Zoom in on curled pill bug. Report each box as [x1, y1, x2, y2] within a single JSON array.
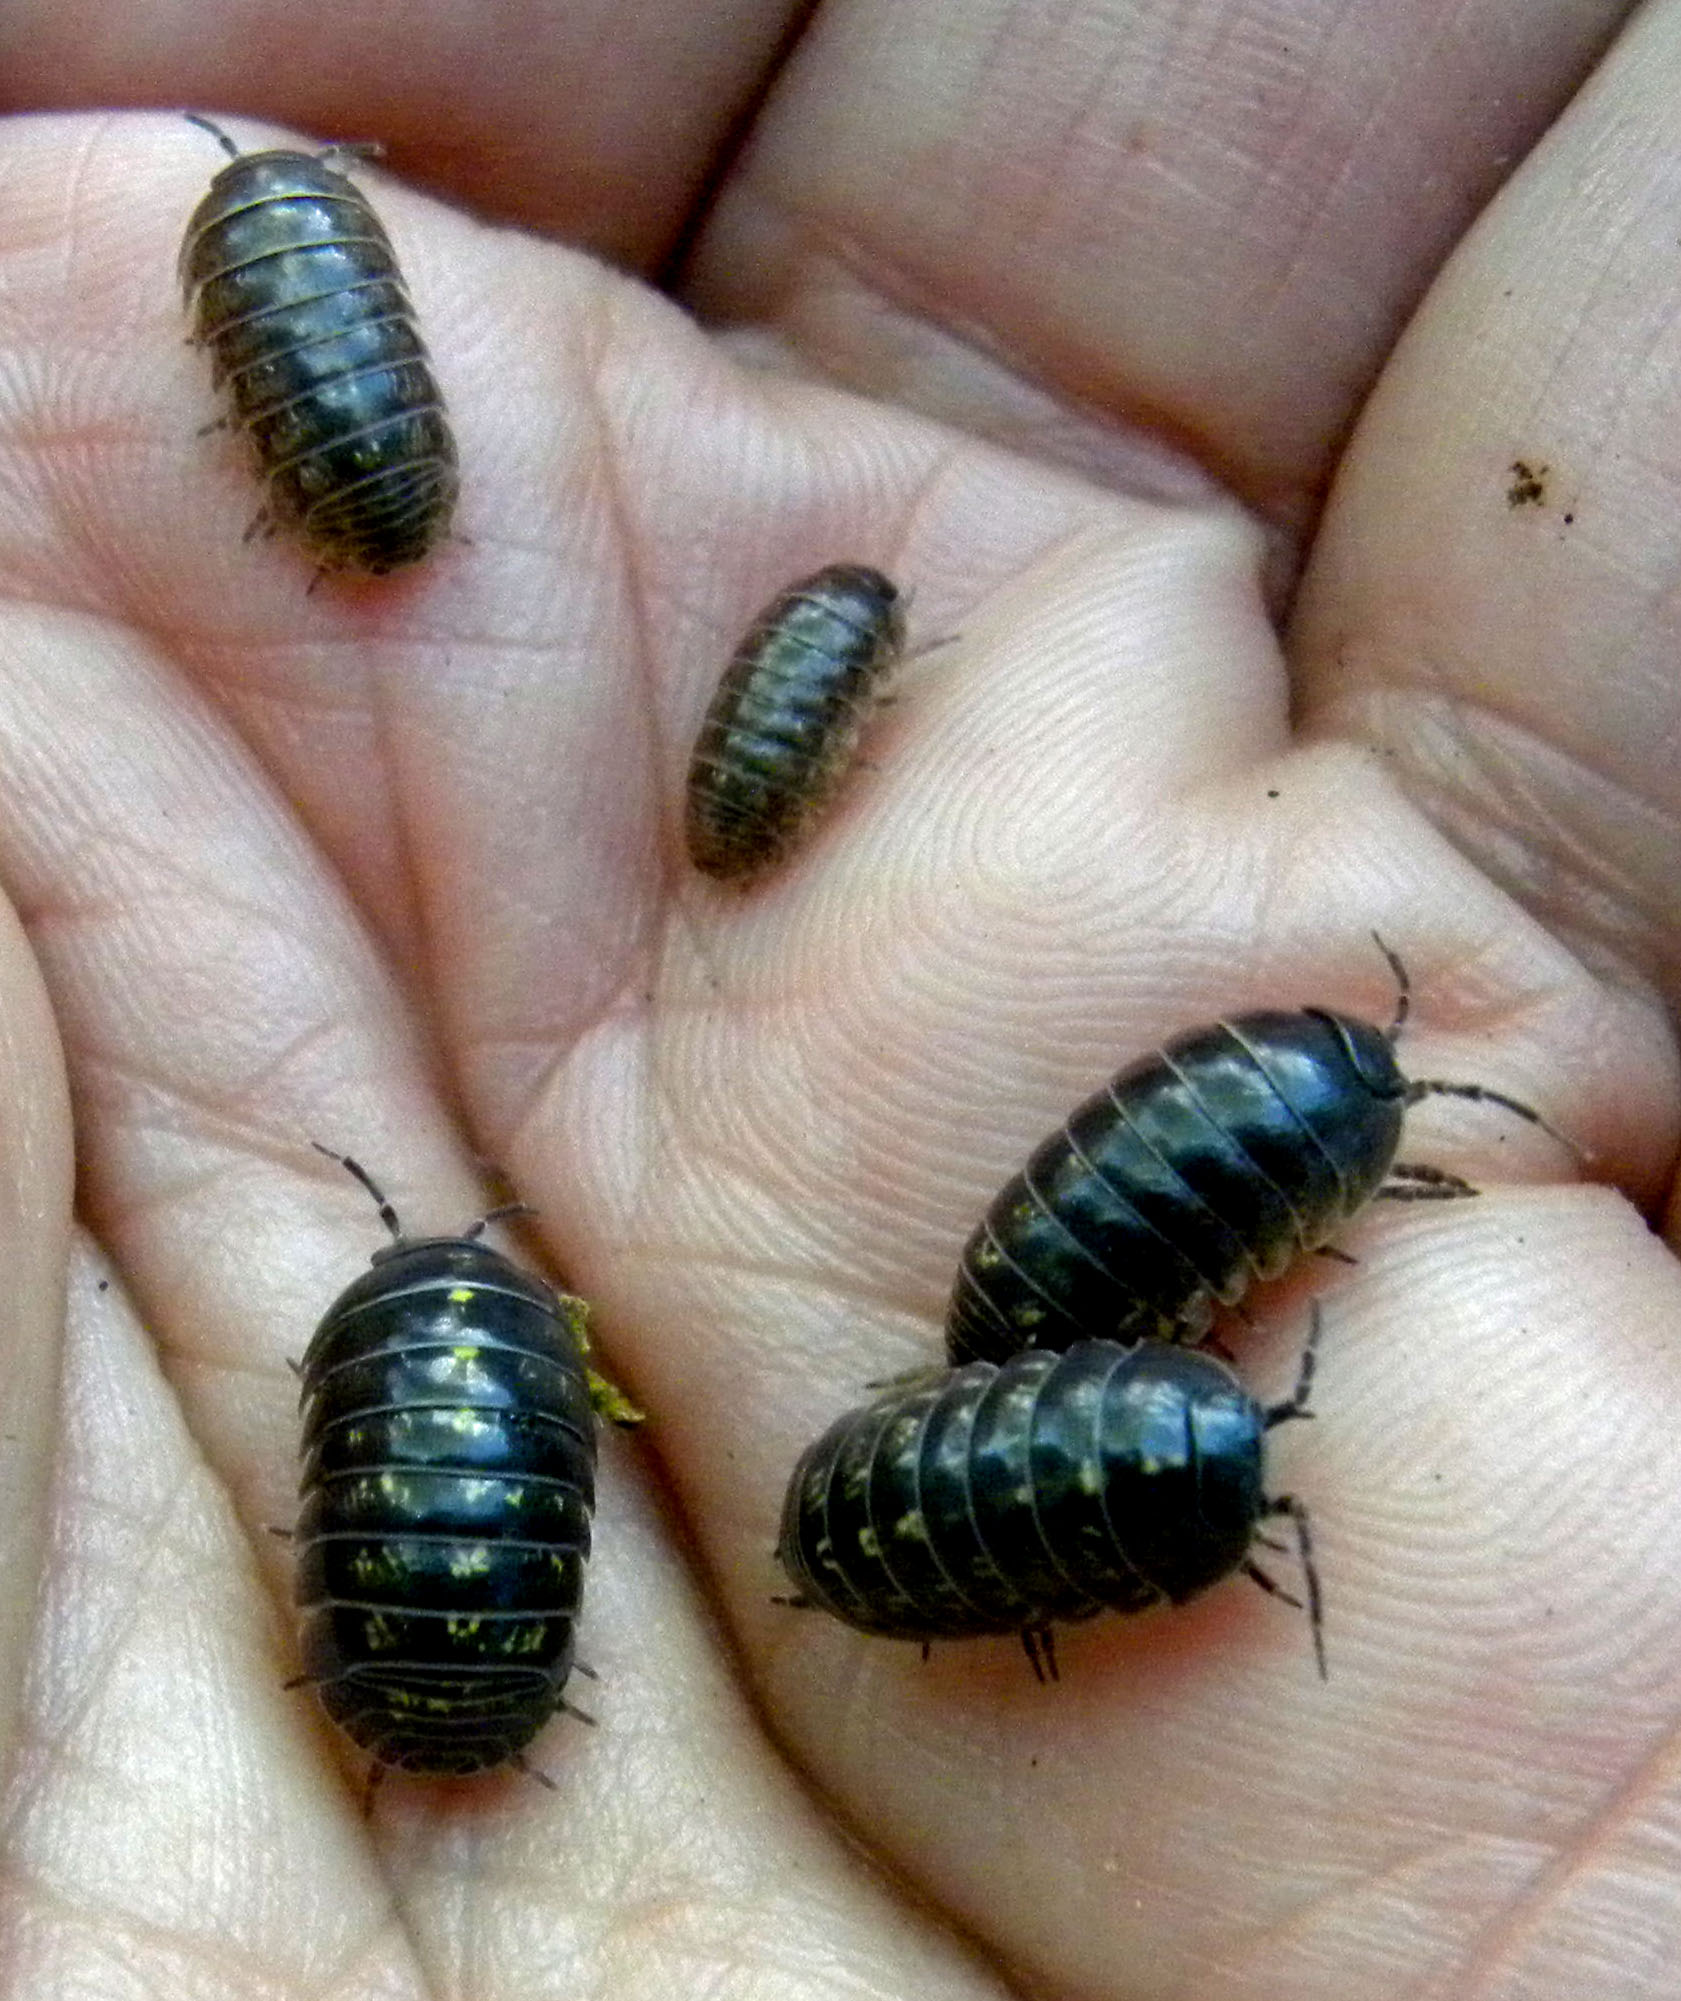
[[778, 1313, 1325, 1680], [290, 1149, 638, 1783], [179, 114, 458, 576], [685, 562, 906, 882], [947, 935, 1577, 1366]]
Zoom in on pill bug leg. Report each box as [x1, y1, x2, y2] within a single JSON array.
[[1252, 1309, 1327, 1678], [1378, 1161, 1479, 1201], [1019, 1624, 1059, 1684]]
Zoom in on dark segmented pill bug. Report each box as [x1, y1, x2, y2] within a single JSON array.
[[778, 1318, 1324, 1679], [947, 937, 1573, 1365], [180, 115, 457, 575], [293, 1152, 603, 1778], [685, 562, 906, 881]]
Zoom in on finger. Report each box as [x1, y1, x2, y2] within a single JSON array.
[[753, 1191, 1681, 2001], [687, 0, 1638, 556], [5, 1238, 424, 1996], [4, 110, 649, 965], [0, 891, 70, 1783], [1293, 1, 1681, 1024], [0, 634, 1015, 2000], [0, 0, 808, 264]]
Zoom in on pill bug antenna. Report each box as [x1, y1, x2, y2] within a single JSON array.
[[1404, 1073, 1586, 1163], [183, 111, 241, 158], [464, 1202, 539, 1241], [312, 1142, 404, 1242], [1371, 930, 1410, 1040], [1371, 932, 1586, 1163]]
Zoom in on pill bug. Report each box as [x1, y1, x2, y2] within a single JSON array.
[[685, 562, 906, 881], [948, 937, 1573, 1365], [777, 1317, 1324, 1679], [179, 114, 457, 575], [293, 1152, 603, 1778]]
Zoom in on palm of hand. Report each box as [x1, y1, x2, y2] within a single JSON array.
[[1, 15, 1680, 1996]]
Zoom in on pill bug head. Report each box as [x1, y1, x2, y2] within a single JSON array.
[[1228, 1006, 1411, 1225], [296, 1232, 568, 1392], [179, 150, 374, 288]]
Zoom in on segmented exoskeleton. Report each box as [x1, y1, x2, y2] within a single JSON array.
[[686, 563, 905, 880], [295, 1153, 613, 1777], [778, 1320, 1324, 1679], [947, 939, 1570, 1364], [180, 115, 457, 574]]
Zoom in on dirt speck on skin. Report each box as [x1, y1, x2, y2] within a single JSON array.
[[1507, 460, 1548, 507]]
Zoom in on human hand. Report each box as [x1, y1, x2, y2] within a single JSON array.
[[0, 6, 1678, 1998]]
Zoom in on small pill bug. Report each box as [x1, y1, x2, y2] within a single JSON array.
[[685, 562, 906, 882], [948, 937, 1574, 1366], [292, 1151, 629, 1779], [778, 1315, 1324, 1679], [179, 114, 458, 576]]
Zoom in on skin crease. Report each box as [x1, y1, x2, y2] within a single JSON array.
[[1, 4, 1681, 1999]]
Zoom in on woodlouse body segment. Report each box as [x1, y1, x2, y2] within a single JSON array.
[[180, 116, 457, 575], [946, 942, 1566, 1365], [296, 1162, 597, 1777], [685, 562, 905, 881], [948, 1009, 1407, 1363], [777, 1334, 1322, 1672]]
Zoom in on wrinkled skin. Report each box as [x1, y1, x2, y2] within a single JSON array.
[[0, 5, 1679, 1998]]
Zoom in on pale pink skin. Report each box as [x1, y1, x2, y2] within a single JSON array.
[[0, 4, 1676, 1995]]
